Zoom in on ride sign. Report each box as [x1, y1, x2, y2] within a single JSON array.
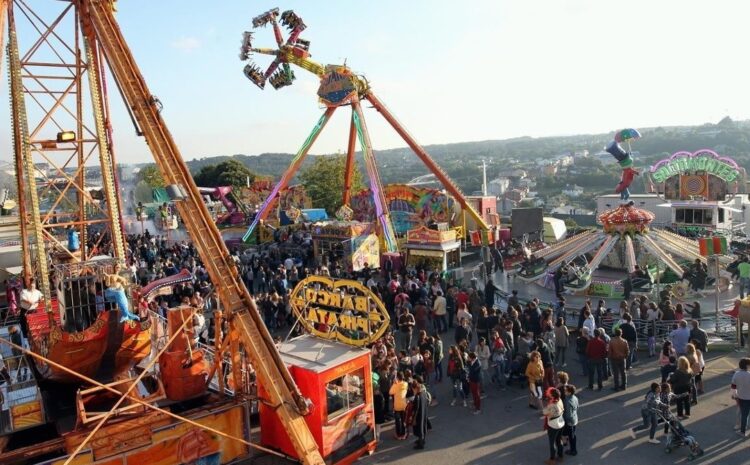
[[289, 276, 390, 346], [650, 149, 742, 184]]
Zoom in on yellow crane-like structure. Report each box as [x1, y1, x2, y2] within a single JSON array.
[[2, 1, 325, 464]]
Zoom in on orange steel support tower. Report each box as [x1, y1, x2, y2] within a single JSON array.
[[3, 1, 325, 465]]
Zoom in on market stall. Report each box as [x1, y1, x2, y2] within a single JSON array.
[[404, 226, 461, 272], [260, 276, 389, 465], [312, 221, 379, 272]]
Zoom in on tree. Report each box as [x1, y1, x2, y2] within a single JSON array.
[[298, 155, 365, 215], [138, 164, 164, 188], [193, 159, 257, 190]]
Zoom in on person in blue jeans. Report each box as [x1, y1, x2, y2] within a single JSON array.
[[562, 385, 579, 455], [630, 382, 662, 444]]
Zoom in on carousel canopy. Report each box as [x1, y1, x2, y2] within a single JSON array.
[[598, 201, 655, 234]]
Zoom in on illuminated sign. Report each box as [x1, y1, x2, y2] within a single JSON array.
[[650, 149, 741, 184], [318, 65, 359, 107], [406, 226, 457, 244], [290, 276, 390, 346]]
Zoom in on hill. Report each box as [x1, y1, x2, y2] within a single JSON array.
[[184, 118, 750, 194]]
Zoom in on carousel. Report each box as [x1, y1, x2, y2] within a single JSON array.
[[517, 201, 733, 297]]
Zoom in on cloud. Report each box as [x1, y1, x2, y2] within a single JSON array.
[[170, 36, 201, 53]]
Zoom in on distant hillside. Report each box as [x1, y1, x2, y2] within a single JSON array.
[[185, 117, 750, 193]]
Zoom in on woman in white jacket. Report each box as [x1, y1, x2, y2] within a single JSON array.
[[475, 337, 491, 394]]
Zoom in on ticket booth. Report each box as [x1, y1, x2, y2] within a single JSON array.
[[404, 226, 461, 272], [260, 276, 390, 465], [312, 221, 379, 272], [260, 335, 376, 465]]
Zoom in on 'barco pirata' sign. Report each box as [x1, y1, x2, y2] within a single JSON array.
[[289, 276, 390, 346]]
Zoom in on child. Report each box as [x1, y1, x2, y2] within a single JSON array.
[[630, 382, 662, 444]]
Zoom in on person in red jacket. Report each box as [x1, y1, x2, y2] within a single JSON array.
[[586, 328, 608, 391]]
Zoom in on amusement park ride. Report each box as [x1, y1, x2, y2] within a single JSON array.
[[239, 7, 491, 250], [0, 1, 331, 465], [517, 138, 741, 299]]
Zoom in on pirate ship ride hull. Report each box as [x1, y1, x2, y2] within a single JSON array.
[[25, 309, 109, 383], [25, 309, 152, 383]]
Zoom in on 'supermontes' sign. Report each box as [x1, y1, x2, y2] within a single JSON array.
[[650, 149, 741, 183], [289, 276, 390, 346]]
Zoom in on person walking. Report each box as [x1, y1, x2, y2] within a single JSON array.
[[630, 382, 662, 444], [562, 385, 579, 456], [542, 388, 565, 465], [731, 357, 750, 438], [608, 328, 629, 391]]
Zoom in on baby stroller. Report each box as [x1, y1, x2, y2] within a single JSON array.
[[654, 408, 704, 460]]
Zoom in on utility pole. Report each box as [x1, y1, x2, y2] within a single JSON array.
[[482, 160, 488, 196]]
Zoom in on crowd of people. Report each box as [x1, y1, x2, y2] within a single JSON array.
[[7, 222, 750, 461]]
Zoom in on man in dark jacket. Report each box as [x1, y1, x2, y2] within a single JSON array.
[[619, 313, 638, 369], [690, 319, 708, 353], [533, 337, 555, 388], [411, 380, 430, 449], [586, 329, 608, 390]]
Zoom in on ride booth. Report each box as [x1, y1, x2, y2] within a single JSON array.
[[311, 221, 380, 272], [404, 226, 461, 272], [260, 276, 390, 465]]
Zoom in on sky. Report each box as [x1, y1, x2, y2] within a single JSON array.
[[2, 0, 750, 165]]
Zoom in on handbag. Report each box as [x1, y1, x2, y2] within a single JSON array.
[[548, 415, 565, 430]]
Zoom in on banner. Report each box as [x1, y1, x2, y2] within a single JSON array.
[[698, 236, 727, 256]]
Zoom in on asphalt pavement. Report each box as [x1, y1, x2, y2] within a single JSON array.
[[360, 350, 750, 465]]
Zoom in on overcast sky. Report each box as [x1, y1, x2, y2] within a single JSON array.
[[1, 0, 749, 165]]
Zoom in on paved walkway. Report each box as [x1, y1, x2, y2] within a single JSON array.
[[360, 350, 750, 465]]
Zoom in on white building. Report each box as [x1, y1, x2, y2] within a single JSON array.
[[488, 177, 510, 196], [550, 205, 594, 215], [562, 184, 584, 198]]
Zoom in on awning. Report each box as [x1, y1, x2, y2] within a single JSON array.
[[405, 241, 460, 252], [408, 249, 445, 258]]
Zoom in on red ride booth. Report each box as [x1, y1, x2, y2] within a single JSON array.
[[260, 276, 389, 465]]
